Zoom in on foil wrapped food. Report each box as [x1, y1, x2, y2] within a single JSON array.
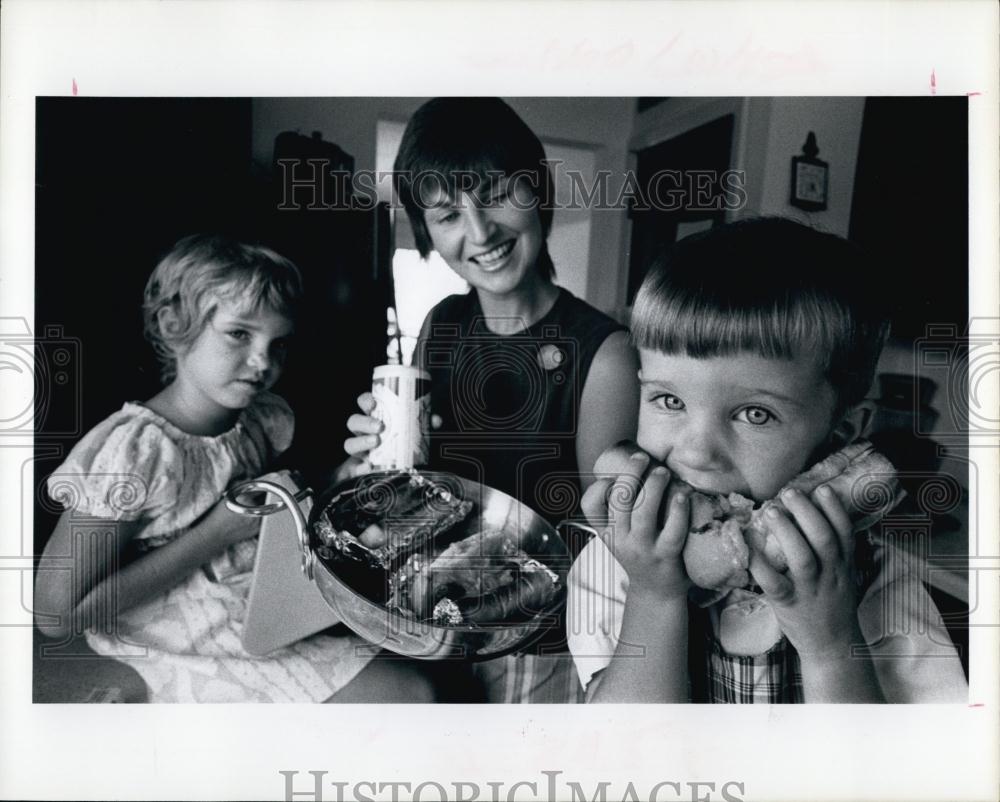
[[314, 470, 474, 570], [387, 529, 560, 626], [313, 471, 561, 627]]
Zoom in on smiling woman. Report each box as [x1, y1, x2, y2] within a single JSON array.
[[348, 98, 640, 524], [419, 174, 546, 311], [342, 98, 641, 703]]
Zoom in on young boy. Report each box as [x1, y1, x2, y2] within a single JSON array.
[[567, 218, 968, 703]]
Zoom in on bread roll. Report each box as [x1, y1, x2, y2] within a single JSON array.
[[591, 440, 902, 591]]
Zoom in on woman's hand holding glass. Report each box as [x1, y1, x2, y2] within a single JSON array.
[[343, 392, 381, 470], [342, 392, 442, 479]]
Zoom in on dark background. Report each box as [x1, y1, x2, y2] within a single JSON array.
[[34, 98, 393, 553], [849, 96, 968, 339]]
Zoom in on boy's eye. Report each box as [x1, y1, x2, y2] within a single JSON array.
[[738, 406, 774, 426], [652, 393, 685, 411], [227, 329, 250, 342], [435, 210, 459, 224]]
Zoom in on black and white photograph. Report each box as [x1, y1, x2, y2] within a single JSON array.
[[2, 2, 997, 801]]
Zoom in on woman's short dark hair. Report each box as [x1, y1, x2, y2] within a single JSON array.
[[393, 97, 556, 279], [630, 217, 890, 411]]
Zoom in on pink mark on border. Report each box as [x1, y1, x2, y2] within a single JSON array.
[[967, 91, 982, 97], [969, 703, 985, 708], [930, 69, 936, 95], [72, 78, 78, 96]]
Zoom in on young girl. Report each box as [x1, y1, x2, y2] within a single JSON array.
[[35, 234, 433, 703]]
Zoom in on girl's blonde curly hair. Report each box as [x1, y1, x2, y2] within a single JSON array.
[[142, 234, 303, 383]]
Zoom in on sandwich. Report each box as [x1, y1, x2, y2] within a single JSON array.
[[592, 440, 903, 591]]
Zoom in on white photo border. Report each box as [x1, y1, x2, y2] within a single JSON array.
[[1, 2, 997, 801]]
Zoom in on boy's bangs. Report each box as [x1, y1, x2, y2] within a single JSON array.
[[632, 288, 844, 368], [629, 218, 889, 408]]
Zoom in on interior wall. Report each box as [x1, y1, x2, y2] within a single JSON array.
[[251, 97, 635, 315], [619, 96, 866, 314], [748, 96, 866, 237], [542, 141, 596, 302], [633, 97, 864, 229], [252, 97, 867, 317]]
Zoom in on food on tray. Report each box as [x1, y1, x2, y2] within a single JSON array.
[[388, 529, 560, 625], [592, 440, 903, 591], [312, 470, 562, 628], [314, 470, 473, 569]]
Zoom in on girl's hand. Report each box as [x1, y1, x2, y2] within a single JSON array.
[[198, 496, 261, 549], [582, 453, 691, 602], [749, 485, 861, 658]]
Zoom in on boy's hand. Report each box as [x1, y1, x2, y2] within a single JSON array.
[[581, 452, 691, 602], [749, 485, 862, 658]]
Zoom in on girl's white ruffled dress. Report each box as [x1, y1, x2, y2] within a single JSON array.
[[46, 391, 373, 702]]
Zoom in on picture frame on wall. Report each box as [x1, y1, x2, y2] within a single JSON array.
[[790, 131, 829, 211]]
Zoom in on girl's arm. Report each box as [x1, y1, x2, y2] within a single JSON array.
[[576, 331, 640, 489], [35, 511, 142, 640], [35, 499, 258, 640]]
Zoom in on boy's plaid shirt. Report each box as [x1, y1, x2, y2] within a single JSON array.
[[700, 627, 804, 703], [685, 535, 879, 704], [567, 529, 967, 703]]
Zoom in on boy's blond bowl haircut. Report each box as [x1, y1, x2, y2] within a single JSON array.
[[631, 217, 890, 416]]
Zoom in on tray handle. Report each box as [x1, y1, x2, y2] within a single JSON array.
[[224, 480, 316, 579]]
